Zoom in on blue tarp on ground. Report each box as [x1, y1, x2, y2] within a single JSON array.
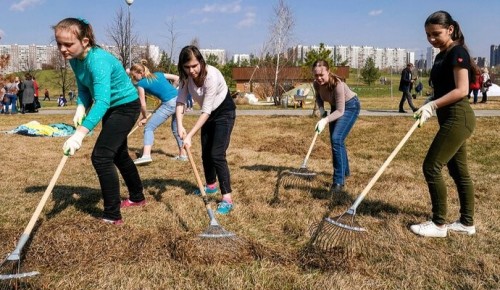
[[6, 121, 76, 137]]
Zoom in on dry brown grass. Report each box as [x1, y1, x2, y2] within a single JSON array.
[[0, 111, 499, 290]]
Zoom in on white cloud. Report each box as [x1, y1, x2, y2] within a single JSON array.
[[10, 0, 43, 12], [237, 11, 256, 28], [193, 0, 242, 14], [369, 9, 383, 16]]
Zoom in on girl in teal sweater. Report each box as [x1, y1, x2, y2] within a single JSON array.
[[54, 17, 145, 225]]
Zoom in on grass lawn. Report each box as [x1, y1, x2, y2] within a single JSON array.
[[0, 111, 498, 289]]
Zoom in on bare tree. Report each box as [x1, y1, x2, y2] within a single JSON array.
[[164, 17, 179, 73], [49, 51, 75, 98], [107, 7, 138, 68], [266, 0, 295, 105], [190, 37, 200, 48]]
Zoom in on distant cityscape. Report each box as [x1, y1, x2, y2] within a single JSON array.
[[0, 42, 496, 75]]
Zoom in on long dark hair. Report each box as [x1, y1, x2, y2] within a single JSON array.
[[425, 11, 475, 82], [177, 45, 207, 87], [52, 17, 97, 48]]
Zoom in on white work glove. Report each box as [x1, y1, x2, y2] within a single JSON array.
[[63, 131, 86, 156], [73, 105, 86, 128], [315, 118, 328, 134], [413, 101, 437, 127]]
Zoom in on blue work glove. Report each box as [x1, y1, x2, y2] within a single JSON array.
[[63, 131, 86, 156], [315, 118, 328, 134], [413, 101, 437, 127]]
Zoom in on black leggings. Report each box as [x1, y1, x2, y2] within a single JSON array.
[[91, 100, 143, 220], [201, 91, 236, 195]]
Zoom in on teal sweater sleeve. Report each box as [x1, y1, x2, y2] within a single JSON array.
[[70, 47, 138, 131]]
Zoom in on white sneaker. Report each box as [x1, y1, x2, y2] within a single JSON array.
[[172, 155, 188, 162], [134, 156, 152, 165], [410, 221, 447, 238], [447, 221, 476, 235]]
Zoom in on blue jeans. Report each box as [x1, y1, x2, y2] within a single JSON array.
[[144, 98, 182, 148], [329, 96, 360, 185], [2, 94, 17, 113]]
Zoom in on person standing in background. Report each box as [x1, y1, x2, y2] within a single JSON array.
[[21, 73, 35, 114], [44, 88, 51, 101], [480, 67, 490, 103], [33, 76, 40, 111], [398, 63, 419, 113]]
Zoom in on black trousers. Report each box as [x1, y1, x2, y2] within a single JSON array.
[[91, 99, 143, 220], [200, 92, 236, 195]]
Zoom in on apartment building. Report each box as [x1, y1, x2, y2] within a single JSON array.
[[0, 43, 160, 74]]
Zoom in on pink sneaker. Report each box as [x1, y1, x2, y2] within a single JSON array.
[[120, 199, 146, 208], [102, 218, 124, 225]]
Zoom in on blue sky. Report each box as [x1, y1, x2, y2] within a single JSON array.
[[1, 0, 499, 61]]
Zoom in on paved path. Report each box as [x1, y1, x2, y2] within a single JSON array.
[[38, 108, 500, 117]]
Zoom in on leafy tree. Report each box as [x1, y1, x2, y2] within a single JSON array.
[[303, 43, 333, 68], [205, 54, 219, 67], [335, 54, 349, 66], [360, 57, 380, 86], [158, 51, 177, 74], [219, 62, 236, 90]]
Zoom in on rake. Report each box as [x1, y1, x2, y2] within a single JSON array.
[[127, 102, 162, 137], [309, 120, 419, 256], [279, 131, 319, 189], [185, 148, 237, 240], [0, 155, 68, 282]]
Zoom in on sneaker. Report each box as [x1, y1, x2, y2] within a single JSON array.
[[193, 185, 218, 196], [410, 221, 447, 238], [134, 156, 152, 165], [172, 155, 188, 162], [102, 218, 124, 225], [447, 221, 476, 235], [216, 200, 233, 215], [120, 198, 146, 208]]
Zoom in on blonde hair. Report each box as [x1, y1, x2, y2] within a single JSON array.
[[130, 59, 156, 81]]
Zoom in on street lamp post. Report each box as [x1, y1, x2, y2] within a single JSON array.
[[125, 0, 134, 69]]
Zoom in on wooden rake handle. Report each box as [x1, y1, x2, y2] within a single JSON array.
[[10, 155, 68, 257], [300, 131, 319, 168], [127, 102, 162, 137], [350, 120, 419, 210]]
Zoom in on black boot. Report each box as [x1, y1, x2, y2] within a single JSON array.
[[329, 183, 344, 194]]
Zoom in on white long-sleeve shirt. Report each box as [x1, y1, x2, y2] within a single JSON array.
[[177, 65, 228, 114]]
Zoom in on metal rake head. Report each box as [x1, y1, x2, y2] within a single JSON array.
[[199, 224, 237, 239], [279, 170, 315, 189], [0, 258, 39, 290], [308, 212, 367, 259]]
